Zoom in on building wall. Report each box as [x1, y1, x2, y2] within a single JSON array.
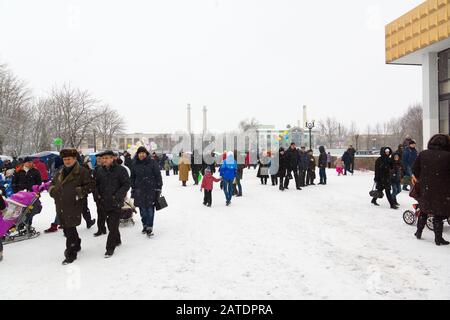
[[386, 0, 450, 63]]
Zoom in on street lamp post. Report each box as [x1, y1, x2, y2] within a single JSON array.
[[305, 121, 315, 150]]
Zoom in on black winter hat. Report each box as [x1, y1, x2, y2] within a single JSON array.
[[23, 157, 34, 163], [136, 146, 150, 155]]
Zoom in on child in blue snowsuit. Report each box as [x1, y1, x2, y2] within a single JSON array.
[[219, 151, 237, 206]]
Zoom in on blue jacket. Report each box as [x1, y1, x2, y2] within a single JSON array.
[[402, 147, 418, 168], [220, 154, 237, 181]]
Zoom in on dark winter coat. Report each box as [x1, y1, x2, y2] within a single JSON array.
[[412, 134, 450, 217], [298, 151, 309, 170], [374, 147, 393, 189], [124, 155, 133, 169], [49, 163, 95, 228], [342, 151, 351, 165], [277, 149, 288, 178], [308, 154, 316, 171], [191, 152, 203, 174], [390, 156, 403, 184], [95, 162, 131, 212], [130, 156, 163, 208], [285, 147, 299, 171], [402, 147, 418, 170], [12, 167, 42, 193], [236, 164, 245, 180], [348, 147, 356, 159], [318, 146, 327, 168]]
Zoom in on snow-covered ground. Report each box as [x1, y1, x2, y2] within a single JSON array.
[[1, 169, 449, 300]]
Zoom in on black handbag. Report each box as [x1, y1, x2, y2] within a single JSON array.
[[369, 183, 384, 199], [155, 195, 168, 211]]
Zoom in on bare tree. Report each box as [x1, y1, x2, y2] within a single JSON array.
[[348, 121, 360, 150], [401, 103, 423, 150], [238, 118, 259, 132], [49, 84, 99, 148], [365, 125, 372, 150], [94, 105, 126, 149], [0, 64, 32, 154], [318, 117, 338, 149]]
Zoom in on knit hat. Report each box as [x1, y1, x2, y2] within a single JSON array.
[[23, 157, 34, 163], [409, 140, 416, 145], [205, 167, 211, 173], [136, 146, 149, 155], [60, 149, 78, 159]]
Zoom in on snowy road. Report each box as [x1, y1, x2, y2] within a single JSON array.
[[1, 169, 449, 300]]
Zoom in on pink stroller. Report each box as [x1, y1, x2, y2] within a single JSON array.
[[0, 190, 42, 245]]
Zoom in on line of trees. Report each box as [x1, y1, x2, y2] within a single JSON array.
[[316, 104, 423, 151], [0, 64, 126, 156]]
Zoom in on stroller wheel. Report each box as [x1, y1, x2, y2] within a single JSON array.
[[403, 211, 416, 225], [426, 217, 434, 231]]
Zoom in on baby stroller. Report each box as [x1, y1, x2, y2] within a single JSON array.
[[120, 198, 137, 228], [0, 190, 42, 245], [403, 203, 450, 231]]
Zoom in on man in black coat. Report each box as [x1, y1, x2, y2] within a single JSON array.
[[348, 145, 357, 173], [95, 150, 131, 258], [12, 157, 43, 228], [12, 157, 42, 193], [284, 143, 301, 190], [372, 147, 397, 209], [342, 150, 352, 175], [130, 146, 163, 236], [277, 148, 288, 191], [298, 146, 309, 187]]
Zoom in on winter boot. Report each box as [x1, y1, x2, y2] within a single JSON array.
[[434, 219, 450, 246], [104, 250, 114, 258], [371, 198, 380, 206], [62, 249, 76, 265], [415, 213, 428, 240], [146, 227, 154, 237], [44, 223, 59, 233], [141, 227, 147, 234], [86, 219, 96, 229], [93, 230, 107, 237], [74, 239, 82, 253]]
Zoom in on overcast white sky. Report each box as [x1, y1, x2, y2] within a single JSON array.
[[0, 0, 424, 133]]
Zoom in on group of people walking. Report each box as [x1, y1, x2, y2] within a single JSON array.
[[371, 134, 450, 247], [0, 146, 163, 265], [256, 143, 325, 190]]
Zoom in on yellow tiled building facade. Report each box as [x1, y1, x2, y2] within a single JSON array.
[[386, 0, 450, 64], [386, 0, 450, 146]]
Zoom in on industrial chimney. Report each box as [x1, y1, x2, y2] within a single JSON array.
[[202, 106, 207, 134], [303, 105, 308, 128], [187, 104, 192, 134]]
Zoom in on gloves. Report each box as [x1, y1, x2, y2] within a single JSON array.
[[155, 189, 162, 199], [32, 185, 40, 193]]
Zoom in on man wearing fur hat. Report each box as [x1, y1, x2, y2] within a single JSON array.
[[94, 150, 130, 258], [49, 148, 95, 265]]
